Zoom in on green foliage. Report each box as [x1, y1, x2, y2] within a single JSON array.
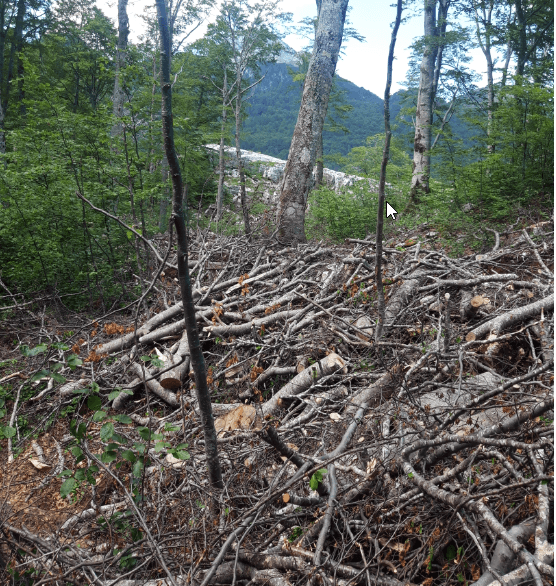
[[306, 177, 405, 242], [288, 526, 303, 542], [444, 82, 554, 219], [309, 468, 327, 491]]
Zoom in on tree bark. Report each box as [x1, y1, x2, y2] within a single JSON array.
[[155, 0, 223, 491], [276, 0, 349, 245], [375, 0, 403, 342], [216, 72, 228, 223], [315, 131, 324, 187], [112, 0, 129, 136], [234, 75, 251, 238], [473, 1, 495, 152], [409, 0, 439, 203]]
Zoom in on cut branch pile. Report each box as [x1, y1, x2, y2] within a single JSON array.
[[0, 223, 553, 586]]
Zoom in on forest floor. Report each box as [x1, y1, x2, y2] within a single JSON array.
[[0, 216, 553, 586]]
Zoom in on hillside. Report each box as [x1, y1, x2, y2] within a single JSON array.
[[241, 62, 387, 160], [241, 62, 474, 166]]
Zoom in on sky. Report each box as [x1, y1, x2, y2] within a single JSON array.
[[97, 0, 490, 97]]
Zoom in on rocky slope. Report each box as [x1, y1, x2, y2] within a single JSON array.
[[204, 144, 380, 210]]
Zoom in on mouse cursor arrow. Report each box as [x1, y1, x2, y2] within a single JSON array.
[[386, 202, 398, 220]]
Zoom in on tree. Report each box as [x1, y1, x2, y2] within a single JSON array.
[[155, 0, 223, 491], [205, 0, 287, 234], [409, 0, 451, 203], [292, 5, 364, 185], [512, 0, 553, 81], [288, 49, 355, 186], [375, 0, 403, 341], [112, 0, 129, 129], [276, 0, 349, 245]]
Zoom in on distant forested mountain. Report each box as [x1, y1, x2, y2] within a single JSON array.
[[241, 63, 388, 160], [240, 62, 473, 165]]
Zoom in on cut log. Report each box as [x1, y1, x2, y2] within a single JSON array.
[[466, 294, 554, 341], [59, 379, 89, 398], [354, 316, 373, 341], [203, 308, 304, 338], [129, 362, 179, 407], [345, 369, 399, 416], [384, 269, 427, 326], [262, 353, 347, 417]]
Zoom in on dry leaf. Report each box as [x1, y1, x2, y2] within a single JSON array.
[[329, 412, 342, 422], [378, 538, 406, 553], [366, 458, 378, 475], [165, 453, 186, 468], [215, 404, 261, 433], [29, 459, 51, 471], [225, 364, 242, 378]]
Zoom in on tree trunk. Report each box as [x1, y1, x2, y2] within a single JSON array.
[[474, 2, 495, 152], [500, 9, 514, 89], [216, 74, 228, 223], [155, 0, 223, 491], [112, 0, 129, 134], [514, 0, 527, 76], [158, 156, 171, 232], [276, 0, 349, 245], [234, 77, 251, 238], [375, 0, 403, 342], [315, 131, 324, 187], [409, 0, 438, 203]]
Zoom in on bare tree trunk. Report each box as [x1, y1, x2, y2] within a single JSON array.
[[158, 157, 171, 232], [500, 7, 514, 89], [375, 0, 403, 342], [409, 0, 438, 203], [474, 1, 495, 153], [112, 0, 129, 135], [276, 0, 349, 245], [234, 77, 251, 238], [155, 0, 223, 491], [216, 75, 228, 223], [314, 0, 324, 190]]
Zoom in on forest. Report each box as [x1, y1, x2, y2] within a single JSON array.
[[0, 0, 553, 585]]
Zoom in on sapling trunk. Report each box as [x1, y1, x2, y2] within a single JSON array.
[[155, 0, 223, 490], [375, 0, 403, 342]]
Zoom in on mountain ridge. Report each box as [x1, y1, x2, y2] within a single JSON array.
[[241, 61, 410, 163]]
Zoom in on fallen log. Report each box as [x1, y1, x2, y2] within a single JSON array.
[[262, 353, 347, 417], [466, 293, 554, 341], [345, 369, 399, 416], [129, 362, 179, 407], [420, 273, 518, 293]]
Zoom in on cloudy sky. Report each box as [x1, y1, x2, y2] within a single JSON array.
[[97, 0, 489, 97]]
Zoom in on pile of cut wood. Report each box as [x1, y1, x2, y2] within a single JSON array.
[[0, 222, 553, 586]]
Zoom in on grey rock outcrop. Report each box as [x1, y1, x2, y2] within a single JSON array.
[[205, 144, 381, 204]]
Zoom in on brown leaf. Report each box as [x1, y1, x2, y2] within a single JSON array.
[[215, 404, 261, 433]]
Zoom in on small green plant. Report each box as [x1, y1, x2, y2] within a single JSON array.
[[288, 527, 303, 542], [140, 355, 164, 368], [445, 543, 458, 561], [309, 468, 327, 491], [427, 546, 434, 571], [58, 389, 189, 504], [0, 398, 16, 440]]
